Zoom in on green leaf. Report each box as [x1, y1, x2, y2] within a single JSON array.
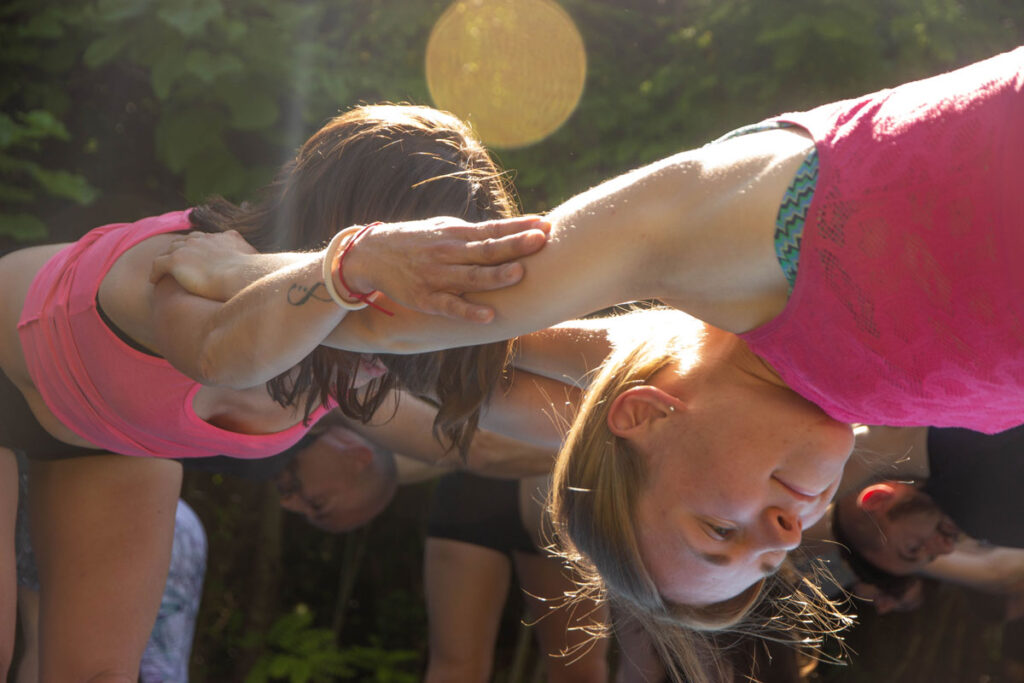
[[0, 212, 48, 242], [157, 0, 224, 37], [26, 166, 98, 204], [20, 110, 69, 141], [83, 31, 130, 68]]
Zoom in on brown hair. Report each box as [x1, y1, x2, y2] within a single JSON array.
[[549, 309, 851, 682], [190, 104, 516, 452]]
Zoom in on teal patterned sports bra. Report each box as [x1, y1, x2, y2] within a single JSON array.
[[712, 121, 819, 292]]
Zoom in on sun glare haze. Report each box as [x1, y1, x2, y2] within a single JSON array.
[[426, 0, 587, 149]]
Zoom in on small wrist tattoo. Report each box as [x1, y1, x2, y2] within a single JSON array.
[[287, 282, 332, 306]]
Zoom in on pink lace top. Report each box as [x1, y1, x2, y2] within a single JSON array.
[[740, 47, 1024, 433], [17, 210, 333, 458]]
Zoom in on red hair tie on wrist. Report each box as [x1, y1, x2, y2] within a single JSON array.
[[331, 221, 393, 316]]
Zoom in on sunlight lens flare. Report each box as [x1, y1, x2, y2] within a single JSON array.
[[426, 0, 586, 149]]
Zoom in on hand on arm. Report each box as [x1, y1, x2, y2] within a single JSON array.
[[148, 216, 551, 385], [329, 156, 706, 354], [150, 229, 298, 302], [150, 262, 343, 387]]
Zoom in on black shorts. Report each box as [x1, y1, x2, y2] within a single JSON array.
[[427, 471, 537, 556], [0, 364, 106, 460]]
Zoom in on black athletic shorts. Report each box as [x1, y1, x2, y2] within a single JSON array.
[[427, 471, 537, 556], [0, 364, 106, 460]]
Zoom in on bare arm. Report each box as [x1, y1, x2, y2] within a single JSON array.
[[149, 217, 549, 388], [922, 543, 1024, 594], [337, 390, 557, 478], [149, 256, 344, 387], [330, 130, 811, 353], [329, 157, 694, 354]]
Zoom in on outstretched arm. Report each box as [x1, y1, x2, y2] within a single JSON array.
[[338, 390, 559, 478], [149, 217, 549, 388], [330, 130, 810, 353], [923, 543, 1024, 594]]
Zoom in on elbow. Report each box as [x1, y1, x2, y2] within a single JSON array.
[[193, 343, 254, 389], [194, 348, 231, 387]]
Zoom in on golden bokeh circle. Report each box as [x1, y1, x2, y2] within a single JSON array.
[[426, 0, 586, 149]]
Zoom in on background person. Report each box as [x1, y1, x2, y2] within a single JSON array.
[[262, 410, 611, 682]]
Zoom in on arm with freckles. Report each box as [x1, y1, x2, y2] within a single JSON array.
[[329, 157, 702, 354], [329, 131, 809, 353]]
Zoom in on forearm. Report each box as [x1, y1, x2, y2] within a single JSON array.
[[338, 391, 556, 477], [191, 253, 346, 387], [478, 369, 580, 450], [327, 158, 698, 354], [513, 320, 614, 386], [923, 546, 1024, 594]]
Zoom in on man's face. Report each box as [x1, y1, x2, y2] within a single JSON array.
[[274, 427, 396, 532], [862, 487, 960, 575]]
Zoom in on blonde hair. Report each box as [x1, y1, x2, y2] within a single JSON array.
[[549, 308, 852, 682]]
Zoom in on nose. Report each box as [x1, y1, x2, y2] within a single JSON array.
[[760, 506, 803, 552]]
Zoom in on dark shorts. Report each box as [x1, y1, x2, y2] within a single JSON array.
[[427, 471, 537, 556], [1, 364, 106, 460]]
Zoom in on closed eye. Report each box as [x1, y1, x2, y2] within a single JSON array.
[[898, 544, 922, 563], [704, 521, 737, 541]]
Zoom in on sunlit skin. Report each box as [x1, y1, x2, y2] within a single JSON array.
[[855, 484, 961, 575], [615, 347, 854, 606]]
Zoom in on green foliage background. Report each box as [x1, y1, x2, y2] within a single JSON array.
[[2, 1, 1022, 680]]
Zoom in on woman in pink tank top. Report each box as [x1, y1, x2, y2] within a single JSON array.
[[154, 49, 1024, 682], [0, 104, 548, 680]]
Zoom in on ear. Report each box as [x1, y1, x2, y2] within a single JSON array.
[[857, 483, 898, 513], [606, 385, 683, 438]]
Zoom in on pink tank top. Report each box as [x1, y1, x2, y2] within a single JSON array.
[[740, 47, 1024, 433], [17, 210, 333, 458]]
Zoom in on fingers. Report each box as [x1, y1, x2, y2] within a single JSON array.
[[149, 255, 171, 283], [462, 228, 550, 265], [445, 215, 550, 249], [426, 292, 496, 323], [441, 262, 525, 292]]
